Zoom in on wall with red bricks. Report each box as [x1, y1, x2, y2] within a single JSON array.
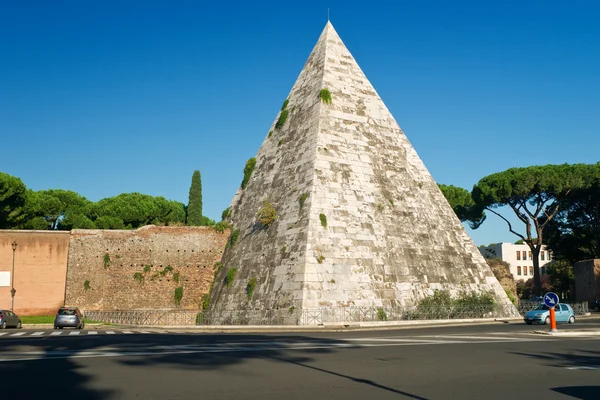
[[0, 231, 70, 315], [64, 226, 228, 311]]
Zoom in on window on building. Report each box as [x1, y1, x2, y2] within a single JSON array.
[[541, 251, 545, 261], [529, 266, 534, 275], [522, 251, 527, 260], [517, 266, 522, 275], [516, 251, 521, 260], [529, 251, 532, 260], [523, 266, 528, 275]]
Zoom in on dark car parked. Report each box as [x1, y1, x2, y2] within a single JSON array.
[[0, 310, 22, 329], [54, 307, 85, 329], [591, 300, 600, 312]]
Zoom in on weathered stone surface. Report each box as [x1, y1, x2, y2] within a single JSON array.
[[210, 22, 518, 318], [65, 226, 228, 310]]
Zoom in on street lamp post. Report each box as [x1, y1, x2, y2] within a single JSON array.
[[10, 241, 17, 312]]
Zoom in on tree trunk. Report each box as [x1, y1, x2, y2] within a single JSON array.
[[531, 245, 542, 296]]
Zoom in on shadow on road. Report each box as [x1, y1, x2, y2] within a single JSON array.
[[266, 353, 429, 400], [552, 386, 600, 400], [0, 333, 428, 399], [511, 349, 600, 369]]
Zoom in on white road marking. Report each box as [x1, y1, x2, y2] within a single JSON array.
[[0, 333, 8, 336], [106, 331, 116, 334], [122, 331, 134, 334], [566, 365, 600, 370], [423, 335, 533, 341], [31, 332, 45, 336], [0, 337, 553, 363], [50, 332, 62, 336], [10, 332, 26, 336], [87, 331, 98, 335], [69, 331, 80, 336]]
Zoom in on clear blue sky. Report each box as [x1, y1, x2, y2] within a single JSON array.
[[1, 1, 599, 245]]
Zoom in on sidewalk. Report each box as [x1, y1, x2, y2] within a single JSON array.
[[22, 314, 600, 333]]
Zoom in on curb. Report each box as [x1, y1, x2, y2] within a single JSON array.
[[532, 330, 600, 336], [114, 317, 524, 333]]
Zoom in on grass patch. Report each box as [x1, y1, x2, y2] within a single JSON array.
[[133, 272, 144, 284], [319, 88, 332, 104], [299, 193, 308, 210], [214, 221, 231, 233], [174, 286, 184, 306], [275, 109, 289, 130], [246, 277, 257, 300], [319, 213, 327, 228], [225, 268, 237, 288], [143, 265, 152, 273], [228, 229, 240, 247], [241, 157, 256, 190], [257, 200, 277, 227], [103, 253, 111, 269]]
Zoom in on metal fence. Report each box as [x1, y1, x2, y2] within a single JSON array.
[[516, 301, 589, 316], [86, 304, 521, 327], [85, 310, 198, 326]]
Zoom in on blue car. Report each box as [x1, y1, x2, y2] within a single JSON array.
[[524, 303, 576, 325]]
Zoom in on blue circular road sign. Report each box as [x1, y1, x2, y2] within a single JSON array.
[[543, 292, 560, 308]]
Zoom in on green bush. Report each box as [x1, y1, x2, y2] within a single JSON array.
[[319, 88, 332, 104], [275, 109, 289, 130], [133, 272, 144, 284], [505, 289, 518, 306], [257, 201, 277, 227], [246, 277, 257, 300], [281, 244, 286, 253], [415, 289, 497, 319], [103, 253, 111, 269], [225, 268, 237, 288], [377, 308, 388, 321], [83, 280, 90, 291], [221, 207, 231, 221], [143, 265, 151, 273], [228, 229, 240, 247], [214, 221, 231, 233], [241, 158, 256, 189], [200, 294, 210, 311], [281, 99, 289, 111], [174, 286, 184, 306], [319, 213, 327, 228], [173, 272, 181, 284]]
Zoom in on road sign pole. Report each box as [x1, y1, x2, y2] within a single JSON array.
[[549, 306, 557, 332]]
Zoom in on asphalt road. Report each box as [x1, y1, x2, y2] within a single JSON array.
[[1, 319, 599, 399]]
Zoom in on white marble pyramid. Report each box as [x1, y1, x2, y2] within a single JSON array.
[[209, 22, 518, 320]]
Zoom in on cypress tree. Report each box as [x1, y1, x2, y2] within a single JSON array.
[[187, 170, 203, 226]]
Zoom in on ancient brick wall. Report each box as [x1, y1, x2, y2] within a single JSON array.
[[65, 226, 228, 311], [0, 230, 70, 315]]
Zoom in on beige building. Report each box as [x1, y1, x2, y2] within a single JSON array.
[[479, 243, 552, 281]]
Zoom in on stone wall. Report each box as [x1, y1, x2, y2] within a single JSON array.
[[574, 259, 600, 302], [0, 230, 70, 315], [65, 226, 228, 311]]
